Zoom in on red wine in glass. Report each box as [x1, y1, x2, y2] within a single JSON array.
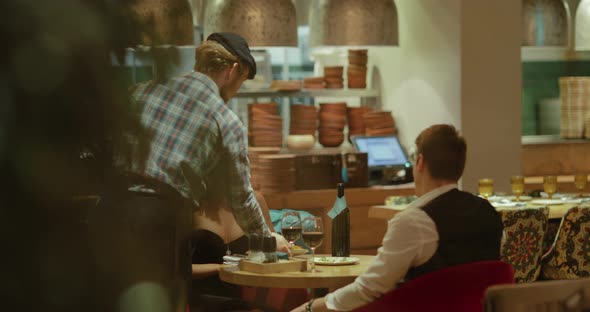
[[282, 227, 302, 243], [302, 232, 324, 248]]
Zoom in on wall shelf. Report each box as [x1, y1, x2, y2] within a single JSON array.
[[235, 88, 380, 98], [522, 47, 590, 61]]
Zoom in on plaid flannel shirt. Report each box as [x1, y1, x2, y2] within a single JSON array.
[[129, 71, 270, 235]]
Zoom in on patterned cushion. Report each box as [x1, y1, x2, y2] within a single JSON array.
[[498, 207, 549, 283], [542, 205, 590, 280]]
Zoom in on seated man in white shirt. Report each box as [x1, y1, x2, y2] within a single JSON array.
[[293, 124, 503, 312]]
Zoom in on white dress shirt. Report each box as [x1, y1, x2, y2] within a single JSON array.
[[325, 184, 458, 311]]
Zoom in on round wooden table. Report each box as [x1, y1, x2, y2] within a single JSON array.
[[219, 254, 374, 289]]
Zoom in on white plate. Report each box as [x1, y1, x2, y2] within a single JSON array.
[[314, 256, 360, 266], [562, 198, 584, 204], [540, 193, 569, 200], [530, 199, 566, 206], [488, 195, 532, 202], [505, 195, 533, 201], [491, 202, 520, 208]]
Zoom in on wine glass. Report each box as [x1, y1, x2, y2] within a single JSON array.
[[478, 178, 494, 200], [301, 216, 324, 273], [574, 174, 588, 197], [510, 175, 525, 201], [281, 211, 302, 248], [543, 176, 557, 199]]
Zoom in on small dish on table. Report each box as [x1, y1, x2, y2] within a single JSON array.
[[314, 256, 360, 266]]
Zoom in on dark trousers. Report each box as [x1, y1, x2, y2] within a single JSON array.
[[89, 189, 192, 312]]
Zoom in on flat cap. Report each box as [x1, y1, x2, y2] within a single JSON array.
[[206, 32, 256, 79]]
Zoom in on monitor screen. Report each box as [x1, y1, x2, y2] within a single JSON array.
[[352, 135, 410, 168]]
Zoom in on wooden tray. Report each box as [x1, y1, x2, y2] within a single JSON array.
[[239, 258, 307, 274]]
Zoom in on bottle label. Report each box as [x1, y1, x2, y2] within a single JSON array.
[[328, 196, 348, 219]]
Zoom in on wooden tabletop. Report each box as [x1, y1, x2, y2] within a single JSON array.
[[369, 202, 581, 221], [219, 254, 374, 289]]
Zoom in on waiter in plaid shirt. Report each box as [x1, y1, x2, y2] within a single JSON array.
[[129, 32, 278, 238], [92, 32, 287, 311]]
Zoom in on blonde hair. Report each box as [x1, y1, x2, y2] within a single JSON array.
[[194, 40, 246, 77]]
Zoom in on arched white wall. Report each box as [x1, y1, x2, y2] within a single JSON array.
[[370, 0, 521, 193]]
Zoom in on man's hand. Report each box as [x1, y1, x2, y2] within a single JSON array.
[[271, 232, 292, 256], [291, 297, 331, 312]]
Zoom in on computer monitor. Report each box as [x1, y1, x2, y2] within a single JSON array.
[[351, 135, 411, 169], [352, 135, 413, 185]]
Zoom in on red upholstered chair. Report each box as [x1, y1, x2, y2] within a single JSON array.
[[353, 261, 515, 312]]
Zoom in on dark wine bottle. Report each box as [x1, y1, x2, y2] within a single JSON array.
[[331, 183, 350, 257]]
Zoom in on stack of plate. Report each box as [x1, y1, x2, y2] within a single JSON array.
[[303, 76, 325, 89], [248, 147, 281, 190], [347, 106, 372, 141], [324, 66, 344, 89], [257, 154, 296, 193], [559, 77, 590, 139], [318, 102, 347, 147], [290, 104, 318, 136], [347, 49, 368, 89], [248, 102, 283, 147], [363, 111, 397, 136]]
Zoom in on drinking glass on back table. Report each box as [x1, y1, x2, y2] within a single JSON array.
[[281, 211, 302, 247], [478, 178, 494, 200], [302, 216, 324, 273], [510, 175, 525, 201], [574, 174, 588, 197], [543, 176, 557, 199]]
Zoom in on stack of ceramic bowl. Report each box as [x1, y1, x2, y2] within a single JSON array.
[[347, 106, 373, 141], [347, 49, 368, 89], [323, 66, 344, 89], [248, 102, 283, 147], [257, 154, 296, 193], [318, 102, 347, 147], [248, 147, 281, 190], [303, 76, 325, 89], [363, 111, 397, 136], [290, 104, 318, 136]]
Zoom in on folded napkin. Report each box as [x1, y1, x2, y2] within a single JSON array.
[[223, 255, 246, 265]]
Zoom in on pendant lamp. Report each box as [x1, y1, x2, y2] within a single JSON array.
[[129, 0, 194, 45], [203, 0, 297, 47], [522, 0, 570, 47], [309, 0, 398, 46]]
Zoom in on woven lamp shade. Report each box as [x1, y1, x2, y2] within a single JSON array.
[[129, 0, 194, 45], [522, 0, 570, 47], [309, 0, 398, 46], [204, 0, 297, 47]]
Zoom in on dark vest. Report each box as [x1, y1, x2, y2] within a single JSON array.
[[405, 189, 503, 281]]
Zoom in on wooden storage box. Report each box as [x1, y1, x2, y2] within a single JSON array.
[[294, 152, 368, 190], [239, 258, 307, 274]]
